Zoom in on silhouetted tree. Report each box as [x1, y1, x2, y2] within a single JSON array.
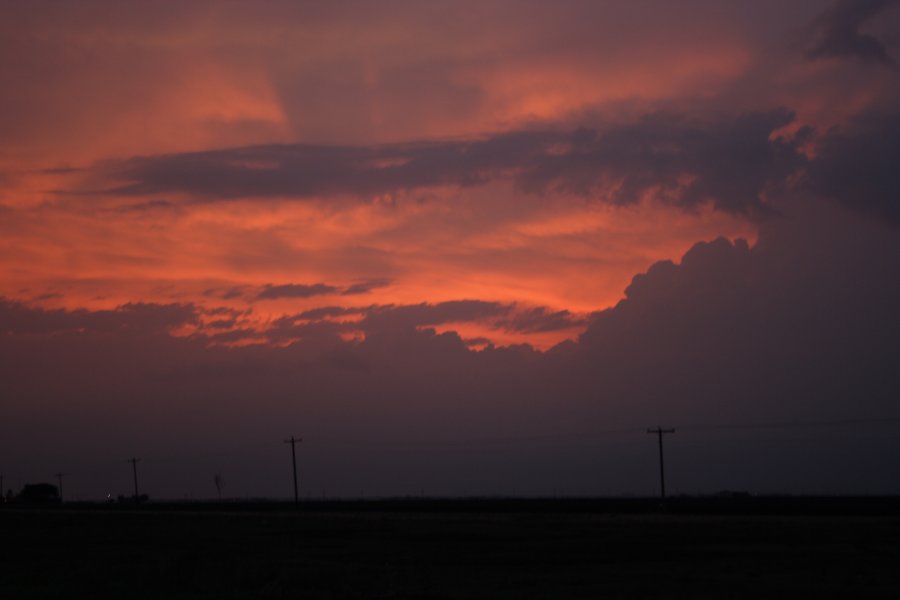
[[17, 483, 60, 504]]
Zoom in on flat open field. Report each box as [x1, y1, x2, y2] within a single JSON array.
[[3, 502, 899, 598]]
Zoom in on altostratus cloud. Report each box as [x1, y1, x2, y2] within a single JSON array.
[[88, 110, 803, 216], [82, 107, 900, 225], [1, 198, 897, 495]]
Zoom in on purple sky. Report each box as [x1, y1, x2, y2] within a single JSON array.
[[1, 0, 898, 499]]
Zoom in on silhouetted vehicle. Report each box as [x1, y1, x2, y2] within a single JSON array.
[[16, 483, 61, 504]]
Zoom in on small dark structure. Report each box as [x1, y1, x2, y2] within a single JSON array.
[[17, 483, 61, 504], [116, 494, 149, 505]]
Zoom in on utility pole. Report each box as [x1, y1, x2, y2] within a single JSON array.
[[647, 427, 675, 503], [55, 472, 65, 503], [128, 458, 141, 499], [284, 436, 302, 506]]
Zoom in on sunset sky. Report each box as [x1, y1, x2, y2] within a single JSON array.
[[1, 0, 899, 500]]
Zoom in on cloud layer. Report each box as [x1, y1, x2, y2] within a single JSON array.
[[807, 0, 900, 66], [2, 198, 897, 498], [0, 1, 898, 499], [92, 111, 800, 217]]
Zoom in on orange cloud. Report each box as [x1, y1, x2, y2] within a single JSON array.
[[0, 176, 756, 350], [0, 1, 856, 349]]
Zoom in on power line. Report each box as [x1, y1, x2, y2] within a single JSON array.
[[4, 414, 899, 501], [305, 427, 647, 448], [298, 416, 900, 449], [675, 415, 900, 433], [136, 439, 285, 465]]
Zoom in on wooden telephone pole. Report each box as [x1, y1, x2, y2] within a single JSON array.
[[127, 458, 141, 498], [284, 436, 302, 506], [647, 427, 675, 502]]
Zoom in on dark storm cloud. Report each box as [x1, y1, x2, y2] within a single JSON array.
[[355, 301, 589, 335], [358, 300, 512, 332], [268, 300, 515, 339], [341, 278, 392, 296], [268, 301, 593, 344], [807, 0, 900, 66], [575, 200, 900, 428], [205, 318, 237, 329], [255, 283, 339, 301], [264, 317, 347, 344], [101, 130, 552, 199], [295, 306, 363, 320], [181, 299, 583, 345], [202, 286, 250, 300], [0, 299, 198, 336], [1, 199, 898, 497], [496, 307, 586, 333], [253, 279, 392, 301], [98, 110, 805, 215], [806, 112, 900, 224], [516, 111, 804, 214], [204, 327, 259, 344]]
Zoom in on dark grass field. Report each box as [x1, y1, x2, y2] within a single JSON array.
[[3, 499, 900, 599]]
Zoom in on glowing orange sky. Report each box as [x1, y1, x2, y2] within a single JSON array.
[[1, 0, 893, 349]]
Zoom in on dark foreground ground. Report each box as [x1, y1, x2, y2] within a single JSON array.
[[3, 499, 900, 598]]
